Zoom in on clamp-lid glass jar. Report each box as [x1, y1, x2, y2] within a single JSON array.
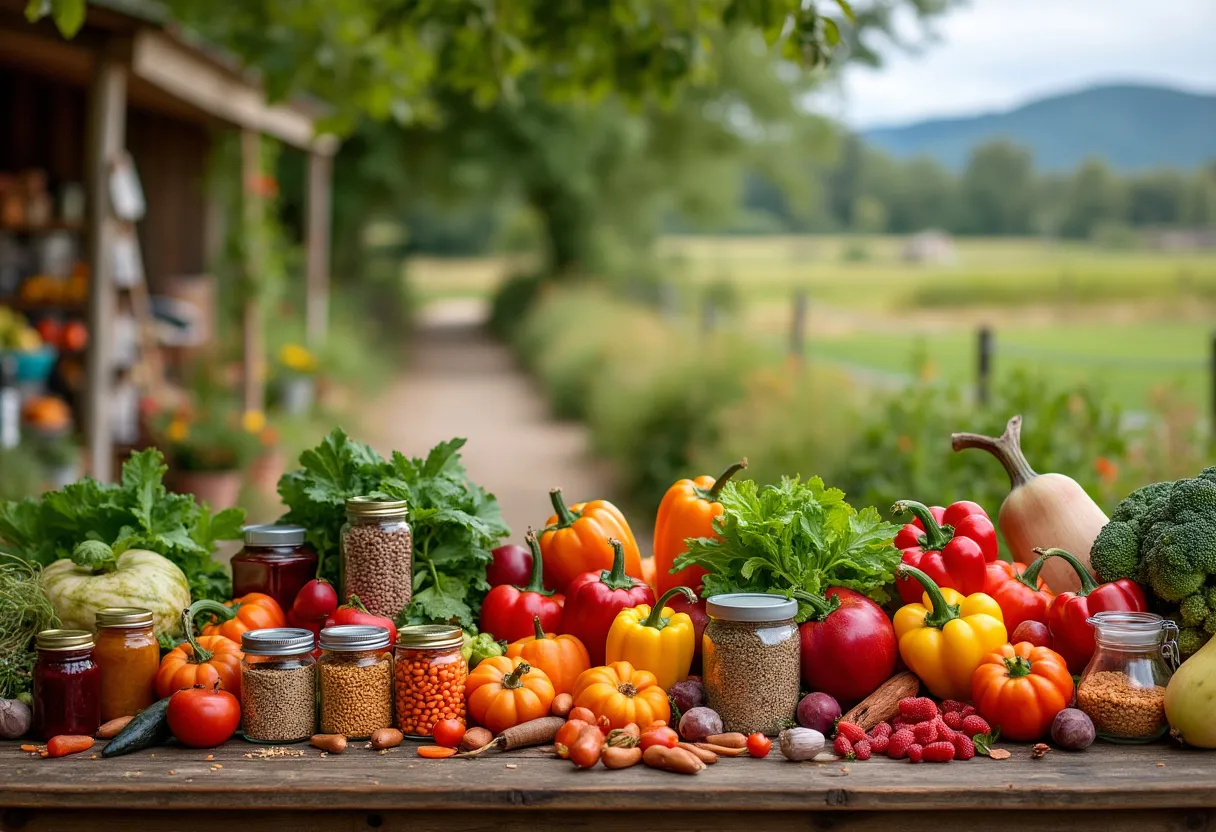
[[231, 524, 318, 612], [33, 629, 100, 740], [702, 593, 800, 736], [241, 628, 318, 744], [1076, 611, 1177, 743], [318, 624, 394, 739], [95, 607, 159, 722], [340, 498, 412, 620], [394, 624, 468, 739]]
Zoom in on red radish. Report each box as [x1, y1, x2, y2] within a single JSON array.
[[1012, 619, 1053, 649], [487, 544, 533, 588], [799, 587, 897, 705]]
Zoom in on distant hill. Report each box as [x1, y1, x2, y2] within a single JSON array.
[[861, 84, 1216, 171]]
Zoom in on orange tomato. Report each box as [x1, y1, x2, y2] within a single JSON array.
[[571, 661, 670, 730], [505, 617, 591, 696], [971, 641, 1075, 742], [465, 656, 555, 734]]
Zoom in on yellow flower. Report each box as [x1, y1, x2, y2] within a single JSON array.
[[279, 343, 316, 374], [166, 418, 189, 443], [242, 409, 267, 434]]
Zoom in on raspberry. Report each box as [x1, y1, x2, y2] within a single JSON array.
[[940, 699, 967, 714], [922, 741, 957, 762], [951, 732, 976, 761], [833, 734, 854, 759], [961, 715, 992, 736], [836, 721, 867, 743], [887, 729, 915, 760], [961, 705, 978, 718], [898, 697, 939, 723], [869, 722, 893, 740], [907, 743, 924, 763], [912, 720, 938, 744], [943, 711, 964, 730], [892, 717, 916, 731], [869, 733, 890, 754], [852, 739, 872, 760]]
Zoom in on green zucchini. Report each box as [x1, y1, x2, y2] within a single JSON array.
[[101, 696, 172, 758]]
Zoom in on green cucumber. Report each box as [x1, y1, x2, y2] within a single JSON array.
[[101, 696, 172, 758]]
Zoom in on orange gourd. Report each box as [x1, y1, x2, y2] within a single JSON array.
[[540, 488, 642, 593], [192, 593, 286, 643], [465, 656, 556, 734], [571, 661, 670, 730], [505, 616, 591, 696], [156, 611, 243, 699], [652, 460, 747, 595], [971, 641, 1075, 741]]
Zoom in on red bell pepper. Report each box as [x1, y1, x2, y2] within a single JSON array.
[[560, 537, 655, 666], [324, 594, 399, 646], [893, 500, 993, 604], [797, 587, 897, 705], [1038, 546, 1149, 674], [982, 558, 1055, 635], [478, 530, 565, 643]]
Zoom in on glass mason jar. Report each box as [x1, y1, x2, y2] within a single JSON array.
[[340, 497, 412, 620], [231, 524, 318, 612], [394, 624, 468, 739], [1076, 611, 1177, 743], [94, 607, 159, 723], [33, 629, 101, 740], [318, 624, 394, 739], [702, 594, 801, 736], [241, 628, 318, 744]]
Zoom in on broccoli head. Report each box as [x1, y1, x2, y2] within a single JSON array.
[[1109, 480, 1174, 525], [1179, 593, 1210, 627], [1090, 520, 1144, 583], [1178, 626, 1209, 657]]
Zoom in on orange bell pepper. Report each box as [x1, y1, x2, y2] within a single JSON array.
[[540, 488, 642, 593], [190, 593, 286, 643], [652, 459, 747, 595], [971, 642, 1075, 741]]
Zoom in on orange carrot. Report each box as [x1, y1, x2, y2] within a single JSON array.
[[418, 745, 457, 759], [46, 736, 94, 758]]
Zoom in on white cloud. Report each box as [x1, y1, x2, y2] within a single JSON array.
[[827, 0, 1216, 127]]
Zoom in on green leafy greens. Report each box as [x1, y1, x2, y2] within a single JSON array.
[[277, 429, 510, 629], [0, 449, 245, 601], [675, 476, 902, 621]]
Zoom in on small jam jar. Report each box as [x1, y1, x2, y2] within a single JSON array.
[[231, 524, 318, 612], [33, 629, 101, 740], [394, 624, 468, 739], [94, 607, 159, 722]]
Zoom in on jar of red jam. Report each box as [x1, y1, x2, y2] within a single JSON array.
[[33, 629, 101, 740], [231, 524, 318, 611]]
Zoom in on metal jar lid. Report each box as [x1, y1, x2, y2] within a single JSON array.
[[319, 624, 391, 652], [706, 593, 799, 623], [242, 627, 316, 656], [397, 624, 463, 651], [95, 607, 154, 628], [345, 496, 408, 519], [244, 523, 307, 546], [36, 629, 94, 650]]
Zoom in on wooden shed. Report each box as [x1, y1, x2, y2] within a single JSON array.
[[0, 0, 336, 482]]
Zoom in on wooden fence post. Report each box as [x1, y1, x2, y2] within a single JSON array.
[[701, 296, 717, 335], [1210, 332, 1216, 446], [789, 290, 808, 364], [977, 326, 993, 406]]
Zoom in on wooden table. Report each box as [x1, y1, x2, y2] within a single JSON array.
[[1, 740, 1213, 831]]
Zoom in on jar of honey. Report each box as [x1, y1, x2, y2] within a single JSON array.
[[95, 607, 160, 722], [231, 524, 318, 612]]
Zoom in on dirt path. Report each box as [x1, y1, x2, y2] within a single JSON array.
[[366, 300, 629, 548]]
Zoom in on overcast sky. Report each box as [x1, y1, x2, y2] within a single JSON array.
[[824, 0, 1216, 128]]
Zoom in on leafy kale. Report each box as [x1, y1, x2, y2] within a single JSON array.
[[277, 429, 510, 629], [675, 476, 902, 621], [0, 449, 245, 601]]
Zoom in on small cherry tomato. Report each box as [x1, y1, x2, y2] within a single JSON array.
[[432, 718, 466, 749], [166, 684, 241, 748], [746, 732, 773, 758], [639, 725, 679, 750]]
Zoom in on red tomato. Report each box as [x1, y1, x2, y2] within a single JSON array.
[[35, 319, 60, 348], [487, 544, 533, 588], [746, 733, 772, 758], [432, 719, 466, 749], [640, 725, 679, 750], [166, 685, 241, 748], [291, 578, 338, 620]]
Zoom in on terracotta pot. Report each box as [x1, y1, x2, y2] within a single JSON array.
[[247, 447, 285, 497], [170, 469, 243, 510]]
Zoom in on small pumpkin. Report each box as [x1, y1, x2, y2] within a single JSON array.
[[156, 610, 243, 699], [505, 616, 591, 696], [465, 656, 555, 734], [193, 593, 286, 642], [572, 661, 670, 730]]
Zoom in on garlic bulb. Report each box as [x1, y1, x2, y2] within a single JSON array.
[[779, 727, 825, 761]]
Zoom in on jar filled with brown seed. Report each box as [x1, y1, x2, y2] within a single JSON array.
[[240, 628, 317, 744], [340, 497, 412, 620], [1076, 611, 1177, 743], [702, 593, 800, 736], [318, 624, 394, 739]]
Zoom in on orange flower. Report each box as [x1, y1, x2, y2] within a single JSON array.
[[1095, 456, 1118, 484]]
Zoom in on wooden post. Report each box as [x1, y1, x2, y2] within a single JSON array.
[[241, 129, 265, 415], [789, 290, 809, 363], [84, 50, 128, 483], [977, 326, 993, 406], [304, 149, 333, 348], [1210, 332, 1216, 447]]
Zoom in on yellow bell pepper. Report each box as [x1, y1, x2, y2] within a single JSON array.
[[893, 565, 1008, 701], [605, 586, 697, 690]]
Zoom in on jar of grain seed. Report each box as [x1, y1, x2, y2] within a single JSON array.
[[318, 624, 394, 739], [394, 624, 468, 739], [1076, 611, 1177, 743], [240, 628, 318, 744], [340, 497, 412, 620], [702, 594, 800, 736]]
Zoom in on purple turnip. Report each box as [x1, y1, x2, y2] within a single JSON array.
[[796, 692, 841, 735], [1050, 708, 1095, 750]]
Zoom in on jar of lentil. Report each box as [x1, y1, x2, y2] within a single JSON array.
[[1076, 611, 1177, 743], [231, 524, 318, 612], [94, 607, 159, 723], [33, 629, 100, 740], [394, 624, 468, 738], [318, 624, 394, 739], [340, 497, 412, 620], [241, 628, 318, 744]]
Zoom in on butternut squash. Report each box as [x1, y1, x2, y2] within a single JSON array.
[[952, 415, 1106, 593]]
